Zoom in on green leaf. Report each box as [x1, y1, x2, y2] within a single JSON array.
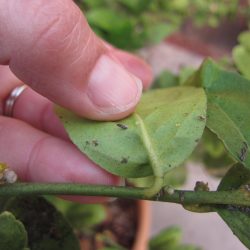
[[0, 211, 28, 250], [233, 45, 250, 79], [149, 226, 200, 250], [149, 226, 182, 250], [152, 70, 179, 89], [86, 8, 133, 35], [145, 23, 176, 44], [179, 67, 196, 85], [56, 87, 206, 178], [4, 196, 80, 250], [129, 165, 187, 188], [217, 164, 250, 249], [46, 197, 106, 230], [65, 203, 106, 230], [185, 59, 250, 168], [238, 31, 250, 51], [118, 0, 152, 13], [200, 129, 235, 174]]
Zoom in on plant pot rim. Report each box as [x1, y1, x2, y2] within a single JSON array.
[[132, 200, 151, 250]]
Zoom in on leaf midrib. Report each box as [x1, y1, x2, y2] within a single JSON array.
[[134, 113, 163, 177]]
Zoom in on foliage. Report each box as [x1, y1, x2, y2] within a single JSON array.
[[46, 196, 107, 231], [1, 8, 250, 246], [233, 31, 250, 79], [55, 59, 250, 248], [149, 226, 200, 250], [216, 164, 250, 248], [152, 67, 196, 89], [0, 196, 80, 250], [56, 87, 206, 178], [0, 211, 28, 250], [74, 0, 243, 50]]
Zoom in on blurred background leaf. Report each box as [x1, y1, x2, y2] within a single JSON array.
[[149, 226, 201, 250], [74, 0, 246, 50], [233, 31, 250, 79], [0, 211, 29, 250], [2, 196, 80, 250]]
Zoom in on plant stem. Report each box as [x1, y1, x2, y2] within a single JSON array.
[[0, 183, 250, 207]]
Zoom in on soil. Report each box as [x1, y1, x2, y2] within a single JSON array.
[[79, 199, 138, 250]]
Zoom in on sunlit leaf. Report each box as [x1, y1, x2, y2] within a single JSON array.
[[233, 46, 250, 79], [56, 87, 206, 178], [238, 31, 250, 51]]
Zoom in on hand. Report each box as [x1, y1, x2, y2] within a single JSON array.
[[0, 0, 152, 202]]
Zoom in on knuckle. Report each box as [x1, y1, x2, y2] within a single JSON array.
[[31, 1, 88, 54]]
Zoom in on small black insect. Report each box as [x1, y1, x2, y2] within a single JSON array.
[[120, 157, 129, 164], [92, 140, 99, 147], [117, 123, 128, 130], [238, 141, 248, 162], [84, 140, 90, 149]]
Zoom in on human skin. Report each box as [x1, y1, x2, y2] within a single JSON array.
[[0, 0, 153, 202]]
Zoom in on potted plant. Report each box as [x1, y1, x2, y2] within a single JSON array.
[[0, 2, 250, 250], [1, 50, 250, 249]]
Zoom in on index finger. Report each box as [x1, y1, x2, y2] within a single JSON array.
[[0, 0, 142, 120]]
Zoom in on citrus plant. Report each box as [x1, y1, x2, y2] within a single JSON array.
[[0, 58, 250, 249]]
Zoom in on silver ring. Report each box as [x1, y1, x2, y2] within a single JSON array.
[[4, 85, 27, 117]]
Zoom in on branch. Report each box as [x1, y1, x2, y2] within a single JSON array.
[[0, 183, 249, 208]]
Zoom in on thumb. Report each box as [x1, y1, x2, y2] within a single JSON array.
[[0, 0, 142, 120]]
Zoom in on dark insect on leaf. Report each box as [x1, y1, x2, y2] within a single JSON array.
[[238, 142, 248, 162], [121, 157, 129, 164], [116, 123, 128, 130], [91, 140, 99, 147], [56, 87, 206, 178]]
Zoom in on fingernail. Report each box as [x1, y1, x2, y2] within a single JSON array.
[[87, 55, 142, 114]]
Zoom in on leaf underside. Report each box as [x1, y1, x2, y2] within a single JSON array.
[[217, 164, 250, 249], [56, 87, 206, 178]]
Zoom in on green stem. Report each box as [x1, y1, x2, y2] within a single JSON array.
[[0, 183, 250, 207]]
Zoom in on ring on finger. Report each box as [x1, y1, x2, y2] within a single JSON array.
[[3, 85, 27, 117]]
